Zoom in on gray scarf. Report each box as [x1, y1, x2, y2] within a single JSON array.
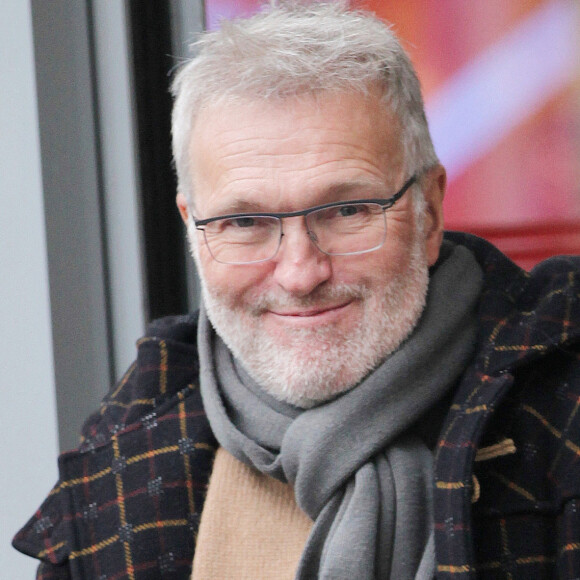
[[198, 243, 483, 580]]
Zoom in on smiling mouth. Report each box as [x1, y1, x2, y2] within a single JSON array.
[[269, 301, 353, 318]]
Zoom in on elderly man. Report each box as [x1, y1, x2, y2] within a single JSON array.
[[14, 2, 580, 579]]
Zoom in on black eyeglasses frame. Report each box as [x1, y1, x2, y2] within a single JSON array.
[[192, 174, 417, 228]]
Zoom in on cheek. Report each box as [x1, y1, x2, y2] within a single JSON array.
[[356, 240, 408, 280], [200, 254, 273, 305], [340, 235, 417, 292], [383, 219, 424, 266]]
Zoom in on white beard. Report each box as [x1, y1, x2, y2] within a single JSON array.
[[189, 220, 429, 408]]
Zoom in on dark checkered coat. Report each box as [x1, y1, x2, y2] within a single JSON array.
[[13, 233, 580, 579]]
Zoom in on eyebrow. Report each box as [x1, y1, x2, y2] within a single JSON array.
[[324, 179, 387, 199], [209, 198, 265, 215], [207, 179, 389, 217]]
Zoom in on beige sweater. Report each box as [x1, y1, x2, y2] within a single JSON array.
[[192, 447, 313, 579]]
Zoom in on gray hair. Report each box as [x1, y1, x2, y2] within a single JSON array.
[[171, 0, 439, 203]]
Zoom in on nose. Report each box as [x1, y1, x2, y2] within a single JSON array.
[[271, 218, 332, 296]]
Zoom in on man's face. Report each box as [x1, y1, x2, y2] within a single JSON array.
[[178, 91, 445, 406]]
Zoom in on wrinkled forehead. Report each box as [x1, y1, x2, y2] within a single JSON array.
[[187, 90, 406, 210]]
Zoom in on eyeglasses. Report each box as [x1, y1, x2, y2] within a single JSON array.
[[193, 175, 416, 265]]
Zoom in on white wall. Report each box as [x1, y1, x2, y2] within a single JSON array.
[[0, 1, 59, 577]]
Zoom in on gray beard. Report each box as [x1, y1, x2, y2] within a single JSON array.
[[196, 230, 429, 408]]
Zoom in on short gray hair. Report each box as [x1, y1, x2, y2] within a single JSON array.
[[171, 0, 439, 202]]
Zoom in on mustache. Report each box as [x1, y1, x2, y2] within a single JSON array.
[[249, 282, 369, 314]]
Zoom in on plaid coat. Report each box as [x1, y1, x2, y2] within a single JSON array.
[[13, 232, 580, 579]]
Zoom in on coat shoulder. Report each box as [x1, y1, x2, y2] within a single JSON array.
[[13, 313, 217, 579]]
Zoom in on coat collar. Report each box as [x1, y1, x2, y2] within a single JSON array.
[[444, 231, 580, 377]]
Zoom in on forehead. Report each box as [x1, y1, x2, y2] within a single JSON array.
[[189, 91, 405, 213]]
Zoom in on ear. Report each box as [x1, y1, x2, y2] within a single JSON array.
[[422, 165, 446, 266], [176, 192, 190, 225]]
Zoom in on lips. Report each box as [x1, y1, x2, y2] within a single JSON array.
[[268, 301, 352, 318]]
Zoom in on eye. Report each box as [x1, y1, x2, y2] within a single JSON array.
[[215, 216, 278, 236], [338, 205, 364, 217], [207, 216, 259, 236], [311, 203, 376, 225], [230, 216, 256, 228]]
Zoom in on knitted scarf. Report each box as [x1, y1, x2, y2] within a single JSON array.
[[198, 243, 483, 579]]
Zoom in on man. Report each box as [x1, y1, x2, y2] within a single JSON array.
[[14, 2, 580, 579]]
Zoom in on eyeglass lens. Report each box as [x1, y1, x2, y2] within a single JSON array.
[[203, 202, 387, 264], [306, 202, 386, 256]]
